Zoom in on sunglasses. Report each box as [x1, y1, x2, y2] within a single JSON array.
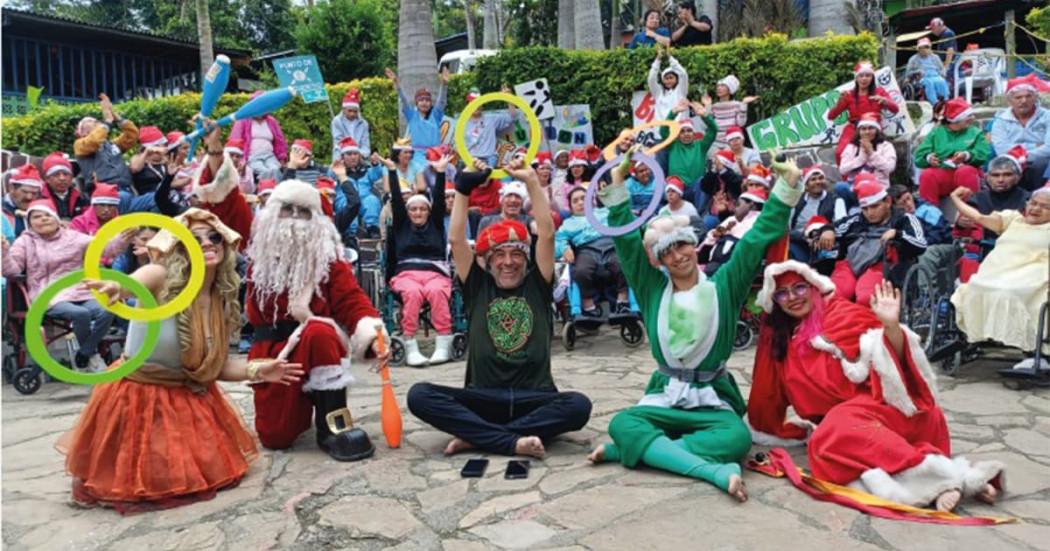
[[773, 282, 811, 304], [279, 204, 313, 220], [192, 230, 224, 246]]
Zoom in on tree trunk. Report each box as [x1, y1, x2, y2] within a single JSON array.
[[609, 0, 622, 48], [808, 0, 855, 36], [195, 0, 214, 82], [699, 0, 717, 40], [464, 1, 477, 49], [398, 0, 438, 132], [574, 0, 605, 49], [557, 0, 575, 49], [483, 0, 499, 48]]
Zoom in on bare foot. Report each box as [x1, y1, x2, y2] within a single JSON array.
[[976, 483, 999, 505], [514, 436, 546, 459], [587, 445, 605, 464], [443, 437, 474, 456], [728, 474, 748, 503], [935, 489, 962, 512]]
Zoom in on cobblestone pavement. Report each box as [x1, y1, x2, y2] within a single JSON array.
[[3, 330, 1050, 550]]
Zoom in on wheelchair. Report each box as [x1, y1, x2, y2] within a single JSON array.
[[556, 261, 645, 351], [3, 275, 124, 395]]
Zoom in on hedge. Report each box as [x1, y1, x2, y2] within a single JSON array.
[[2, 33, 878, 158]]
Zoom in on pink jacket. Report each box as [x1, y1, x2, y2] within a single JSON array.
[[230, 116, 288, 163], [69, 207, 103, 236], [838, 141, 897, 185], [2, 228, 121, 306]]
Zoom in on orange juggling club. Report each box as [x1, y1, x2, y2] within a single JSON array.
[[375, 325, 402, 448]]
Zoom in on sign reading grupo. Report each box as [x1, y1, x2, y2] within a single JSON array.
[[746, 66, 914, 152]]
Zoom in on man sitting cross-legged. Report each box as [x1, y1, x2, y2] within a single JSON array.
[[407, 159, 592, 459]]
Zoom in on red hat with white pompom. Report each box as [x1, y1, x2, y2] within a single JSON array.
[[342, 89, 361, 110], [724, 126, 744, 142]]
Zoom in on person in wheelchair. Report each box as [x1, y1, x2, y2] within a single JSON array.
[[382, 153, 456, 367], [788, 165, 847, 263], [2, 200, 120, 372], [949, 185, 1050, 364], [819, 175, 927, 304], [905, 38, 950, 104], [965, 147, 1032, 246], [888, 185, 953, 245], [698, 187, 766, 276], [555, 187, 633, 328]]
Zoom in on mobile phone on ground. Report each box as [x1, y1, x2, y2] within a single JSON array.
[[461, 458, 489, 478], [504, 460, 530, 480]]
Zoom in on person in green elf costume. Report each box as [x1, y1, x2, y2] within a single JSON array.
[[587, 147, 803, 502]]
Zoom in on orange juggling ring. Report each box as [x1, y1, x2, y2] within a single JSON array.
[[601, 119, 681, 161]]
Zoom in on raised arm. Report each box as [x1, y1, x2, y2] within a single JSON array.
[[668, 55, 688, 98], [505, 159, 555, 283], [450, 162, 493, 282], [648, 53, 662, 96], [950, 187, 1004, 234]]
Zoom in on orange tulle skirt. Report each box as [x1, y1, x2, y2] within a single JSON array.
[[57, 379, 259, 514]]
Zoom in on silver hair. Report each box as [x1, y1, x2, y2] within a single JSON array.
[[988, 156, 1021, 175]]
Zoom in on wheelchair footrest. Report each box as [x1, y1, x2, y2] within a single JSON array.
[[572, 317, 604, 332], [607, 313, 640, 326], [927, 338, 965, 363]]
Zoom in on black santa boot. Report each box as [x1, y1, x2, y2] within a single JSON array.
[[310, 389, 375, 461]]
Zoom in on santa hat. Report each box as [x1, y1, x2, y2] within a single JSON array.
[[856, 112, 882, 130], [426, 144, 450, 161], [643, 215, 697, 260], [224, 138, 245, 156], [256, 179, 276, 197], [500, 180, 528, 200], [444, 180, 457, 195], [270, 179, 321, 213], [724, 126, 744, 142], [415, 88, 432, 102], [476, 219, 530, 258], [926, 17, 944, 29], [293, 139, 313, 153], [917, 37, 932, 48], [10, 163, 44, 187], [339, 137, 361, 155], [854, 61, 875, 76], [315, 176, 336, 194], [664, 176, 685, 197], [513, 147, 528, 161], [406, 193, 432, 209], [715, 149, 738, 172], [584, 144, 603, 164], [532, 151, 552, 168], [24, 199, 58, 220], [661, 66, 680, 81], [568, 149, 588, 167], [166, 131, 185, 147], [802, 164, 825, 186], [139, 126, 166, 148], [804, 215, 831, 237], [41, 152, 73, 177], [746, 164, 772, 188], [1006, 73, 1050, 96], [855, 178, 888, 207], [342, 89, 361, 109], [943, 97, 974, 123], [718, 75, 740, 96], [393, 137, 413, 152], [756, 260, 837, 313], [993, 145, 1027, 173], [90, 183, 121, 206], [466, 88, 481, 103], [679, 118, 695, 132], [554, 148, 570, 163], [740, 187, 768, 205]]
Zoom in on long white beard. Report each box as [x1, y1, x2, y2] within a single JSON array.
[[246, 205, 343, 316]]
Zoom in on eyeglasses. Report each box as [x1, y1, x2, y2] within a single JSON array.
[[279, 204, 313, 220], [772, 282, 811, 304], [192, 230, 224, 246]]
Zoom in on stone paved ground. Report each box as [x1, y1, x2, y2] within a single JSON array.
[[3, 330, 1050, 550]]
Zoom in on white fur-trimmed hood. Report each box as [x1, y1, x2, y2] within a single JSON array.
[[757, 260, 836, 313]]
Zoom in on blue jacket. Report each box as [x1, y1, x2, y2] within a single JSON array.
[[555, 210, 609, 258], [990, 105, 1050, 168], [398, 85, 447, 152]]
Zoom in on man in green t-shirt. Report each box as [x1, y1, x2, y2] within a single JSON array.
[[407, 159, 592, 459]]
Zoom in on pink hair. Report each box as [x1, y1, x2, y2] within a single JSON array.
[[792, 290, 827, 357]]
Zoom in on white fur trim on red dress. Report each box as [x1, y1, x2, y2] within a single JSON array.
[[747, 420, 812, 447], [270, 179, 322, 212], [757, 260, 836, 313], [350, 316, 386, 361], [850, 454, 1005, 507], [301, 361, 357, 392], [194, 154, 240, 204]]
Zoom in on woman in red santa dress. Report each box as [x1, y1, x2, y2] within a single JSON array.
[[748, 260, 1005, 512]]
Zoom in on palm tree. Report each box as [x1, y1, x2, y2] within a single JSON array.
[[557, 0, 575, 49], [398, 0, 438, 127], [195, 0, 214, 80], [574, 0, 605, 49], [808, 0, 857, 36], [609, 0, 621, 49], [483, 0, 499, 48]]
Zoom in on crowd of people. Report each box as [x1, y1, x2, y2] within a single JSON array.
[[2, 13, 1047, 517]]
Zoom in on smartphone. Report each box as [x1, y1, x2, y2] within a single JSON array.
[[460, 458, 489, 478], [504, 460, 530, 480]]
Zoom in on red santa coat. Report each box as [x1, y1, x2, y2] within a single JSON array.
[[826, 87, 900, 163]]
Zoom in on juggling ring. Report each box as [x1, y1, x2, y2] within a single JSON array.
[[454, 92, 542, 181], [602, 120, 681, 161], [25, 269, 160, 385], [584, 152, 665, 237], [83, 213, 206, 322]]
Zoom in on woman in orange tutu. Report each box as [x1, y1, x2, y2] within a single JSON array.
[[62, 208, 302, 514]]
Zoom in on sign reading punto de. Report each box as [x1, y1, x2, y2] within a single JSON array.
[[747, 66, 914, 152]]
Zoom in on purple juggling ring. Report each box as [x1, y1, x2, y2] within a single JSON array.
[[584, 152, 665, 237]]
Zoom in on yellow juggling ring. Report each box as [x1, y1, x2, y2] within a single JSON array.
[[455, 92, 542, 181], [83, 213, 206, 322], [601, 119, 681, 161]]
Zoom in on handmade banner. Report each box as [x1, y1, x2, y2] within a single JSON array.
[[440, 104, 593, 159], [631, 90, 705, 148], [272, 55, 328, 104], [514, 78, 555, 120], [746, 66, 914, 152]]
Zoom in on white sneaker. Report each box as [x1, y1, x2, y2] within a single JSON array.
[[404, 339, 429, 367], [87, 354, 109, 373], [429, 335, 455, 365]]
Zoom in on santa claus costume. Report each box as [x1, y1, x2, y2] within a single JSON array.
[[826, 62, 900, 165], [748, 260, 1005, 510]]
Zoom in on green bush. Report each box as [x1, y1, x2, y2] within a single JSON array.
[[2, 33, 877, 157]]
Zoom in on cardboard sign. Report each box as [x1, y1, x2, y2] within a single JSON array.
[[514, 78, 555, 120], [746, 66, 914, 152], [631, 90, 705, 147], [438, 104, 593, 153], [272, 55, 328, 104]]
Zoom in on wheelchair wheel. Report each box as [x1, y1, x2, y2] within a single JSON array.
[[452, 333, 468, 360], [620, 320, 645, 348], [13, 367, 42, 395], [389, 336, 406, 367], [562, 323, 577, 351], [733, 320, 754, 351], [3, 354, 17, 384], [902, 267, 934, 344], [940, 349, 962, 377]]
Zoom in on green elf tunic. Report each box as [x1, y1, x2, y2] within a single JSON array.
[[597, 175, 802, 473]]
